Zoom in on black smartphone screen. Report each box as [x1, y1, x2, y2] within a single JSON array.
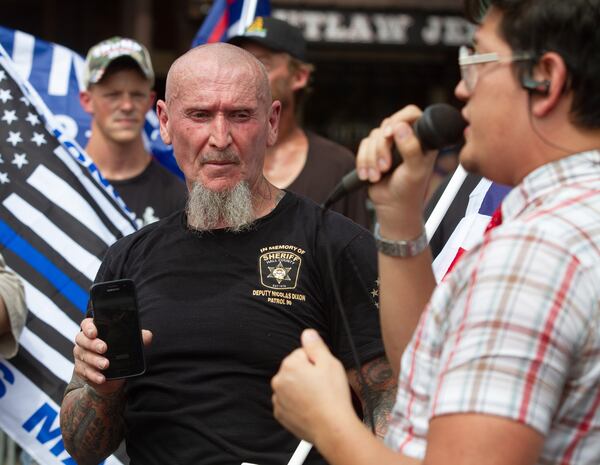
[[90, 279, 145, 379]]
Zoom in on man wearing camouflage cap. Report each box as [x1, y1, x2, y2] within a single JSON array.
[[80, 37, 186, 228], [229, 17, 371, 229]]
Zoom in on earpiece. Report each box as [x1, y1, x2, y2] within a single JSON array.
[[520, 75, 551, 95]]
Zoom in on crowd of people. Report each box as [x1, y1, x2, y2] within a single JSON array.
[[0, 0, 598, 464]]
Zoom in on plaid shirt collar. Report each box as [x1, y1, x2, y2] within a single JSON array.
[[501, 150, 600, 223]]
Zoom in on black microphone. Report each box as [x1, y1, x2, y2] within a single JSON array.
[[323, 103, 467, 208]]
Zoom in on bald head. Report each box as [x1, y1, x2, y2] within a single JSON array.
[[165, 43, 272, 109], [155, 41, 281, 202]]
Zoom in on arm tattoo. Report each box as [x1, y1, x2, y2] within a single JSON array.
[[60, 374, 126, 465], [348, 356, 397, 439]]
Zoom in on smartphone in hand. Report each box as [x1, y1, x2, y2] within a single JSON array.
[[90, 279, 146, 379]]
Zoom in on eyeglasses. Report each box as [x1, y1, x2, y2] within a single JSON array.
[[459, 45, 534, 92]]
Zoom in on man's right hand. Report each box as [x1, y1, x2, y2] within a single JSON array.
[[61, 317, 153, 465], [73, 317, 152, 396], [356, 105, 437, 236], [272, 329, 359, 445]]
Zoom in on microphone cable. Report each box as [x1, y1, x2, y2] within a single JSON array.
[[316, 205, 377, 435]]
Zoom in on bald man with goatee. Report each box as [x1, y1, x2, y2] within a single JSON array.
[[60, 43, 394, 465]]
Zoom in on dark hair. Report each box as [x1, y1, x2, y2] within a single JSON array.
[[464, 0, 600, 129]]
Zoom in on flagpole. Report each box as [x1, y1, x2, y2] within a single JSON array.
[[287, 440, 312, 465], [424, 164, 468, 241]]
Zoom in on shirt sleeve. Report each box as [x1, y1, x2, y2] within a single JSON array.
[[324, 224, 384, 368], [0, 253, 27, 359]]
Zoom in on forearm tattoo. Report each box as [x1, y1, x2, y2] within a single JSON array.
[[349, 356, 397, 438], [61, 375, 126, 465]]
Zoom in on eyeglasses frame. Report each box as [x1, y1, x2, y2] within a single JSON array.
[[459, 45, 535, 91]]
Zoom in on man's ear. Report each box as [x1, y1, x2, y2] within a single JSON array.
[[529, 52, 569, 117], [79, 90, 93, 114], [156, 100, 172, 145], [267, 100, 282, 147], [290, 64, 311, 92]]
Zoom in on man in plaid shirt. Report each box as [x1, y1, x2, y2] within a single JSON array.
[[270, 1, 600, 464]]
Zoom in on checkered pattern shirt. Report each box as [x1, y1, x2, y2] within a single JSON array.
[[385, 151, 600, 464]]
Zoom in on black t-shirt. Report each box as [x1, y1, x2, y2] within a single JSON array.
[[288, 131, 372, 229], [94, 192, 382, 465], [108, 159, 188, 228]]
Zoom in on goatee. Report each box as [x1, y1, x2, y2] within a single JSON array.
[[186, 181, 256, 233]]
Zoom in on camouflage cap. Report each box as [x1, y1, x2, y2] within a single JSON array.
[[83, 36, 155, 88]]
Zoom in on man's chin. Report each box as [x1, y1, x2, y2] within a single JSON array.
[[200, 179, 240, 194], [459, 150, 517, 186], [110, 131, 142, 144], [458, 146, 478, 175]]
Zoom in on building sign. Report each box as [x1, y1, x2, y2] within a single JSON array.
[[273, 8, 474, 47]]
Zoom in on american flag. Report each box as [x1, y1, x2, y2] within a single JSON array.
[[0, 44, 133, 465], [0, 25, 183, 180], [192, 0, 271, 46]]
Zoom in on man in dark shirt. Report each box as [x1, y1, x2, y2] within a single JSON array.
[[80, 37, 186, 228], [60, 43, 394, 465]]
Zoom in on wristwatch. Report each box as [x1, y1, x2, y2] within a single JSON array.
[[373, 223, 428, 257]]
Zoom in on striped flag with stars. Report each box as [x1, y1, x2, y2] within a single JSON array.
[[0, 43, 133, 465]]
